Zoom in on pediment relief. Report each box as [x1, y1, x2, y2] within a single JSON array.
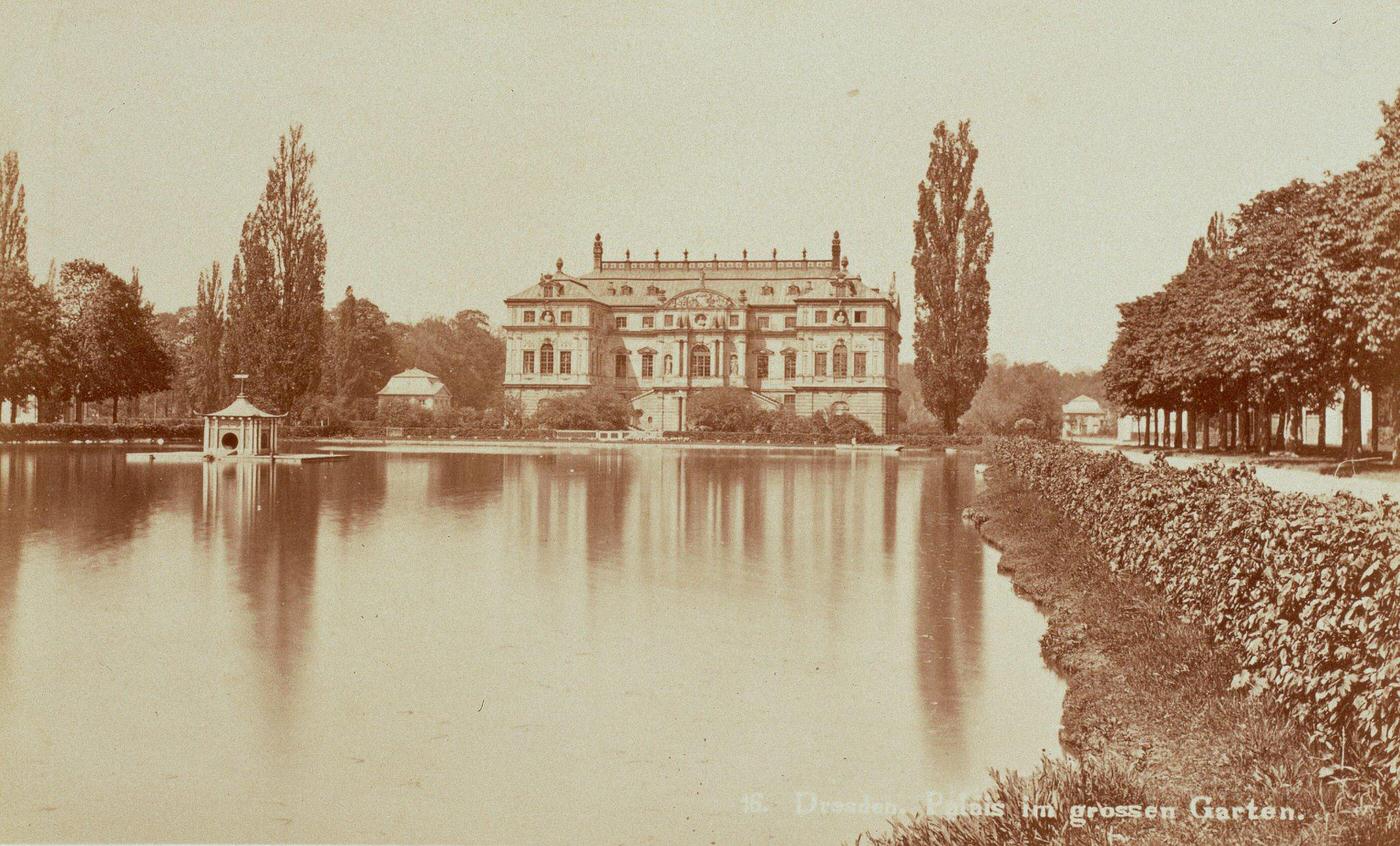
[[663, 288, 736, 310]]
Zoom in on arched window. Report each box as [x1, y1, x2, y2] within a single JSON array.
[[539, 342, 555, 375], [728, 354, 738, 376], [833, 342, 848, 378], [690, 344, 711, 377], [663, 354, 674, 375], [831, 401, 850, 416]]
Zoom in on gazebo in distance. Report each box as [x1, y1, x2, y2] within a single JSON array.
[[203, 375, 286, 458]]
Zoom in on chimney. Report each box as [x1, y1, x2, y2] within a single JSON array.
[[593, 233, 603, 270], [831, 230, 841, 270]]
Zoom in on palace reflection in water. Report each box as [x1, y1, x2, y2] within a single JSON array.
[[0, 445, 1063, 845]]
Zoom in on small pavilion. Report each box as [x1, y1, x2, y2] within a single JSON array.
[[203, 375, 286, 458]]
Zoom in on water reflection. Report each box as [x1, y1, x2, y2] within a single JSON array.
[[0, 445, 1063, 844]]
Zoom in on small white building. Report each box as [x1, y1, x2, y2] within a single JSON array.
[[203, 390, 285, 458], [1062, 394, 1106, 437], [377, 368, 452, 412]]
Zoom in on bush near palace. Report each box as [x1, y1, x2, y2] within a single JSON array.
[[992, 436, 1400, 778]]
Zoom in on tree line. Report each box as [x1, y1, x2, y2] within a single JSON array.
[[0, 127, 505, 425], [1104, 91, 1400, 457]]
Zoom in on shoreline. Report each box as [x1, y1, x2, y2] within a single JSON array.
[[859, 465, 1394, 844]]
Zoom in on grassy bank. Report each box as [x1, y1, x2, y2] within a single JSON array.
[[857, 466, 1397, 845]]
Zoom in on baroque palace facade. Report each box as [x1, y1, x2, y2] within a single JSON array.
[[503, 233, 901, 434]]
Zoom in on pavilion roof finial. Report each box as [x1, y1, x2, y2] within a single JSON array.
[[233, 373, 249, 398]]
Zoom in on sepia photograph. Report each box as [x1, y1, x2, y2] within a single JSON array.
[[1, 2, 1399, 844]]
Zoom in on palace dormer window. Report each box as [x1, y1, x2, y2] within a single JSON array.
[[761, 285, 774, 295], [621, 285, 633, 295], [787, 284, 800, 295]]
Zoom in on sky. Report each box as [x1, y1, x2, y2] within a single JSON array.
[[3, 1, 1399, 371]]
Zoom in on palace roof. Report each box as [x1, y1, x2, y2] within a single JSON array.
[[505, 233, 899, 308], [1062, 395, 1104, 415]]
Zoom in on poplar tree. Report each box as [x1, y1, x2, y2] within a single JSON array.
[[0, 151, 61, 421], [188, 261, 226, 412], [226, 124, 327, 411], [911, 120, 993, 433]]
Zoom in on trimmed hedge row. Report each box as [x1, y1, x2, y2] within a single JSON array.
[[992, 437, 1400, 777], [0, 422, 202, 442]]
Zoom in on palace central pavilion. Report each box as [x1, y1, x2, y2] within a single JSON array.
[[503, 232, 901, 434]]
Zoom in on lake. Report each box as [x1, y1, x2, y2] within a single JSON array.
[[0, 444, 1064, 844]]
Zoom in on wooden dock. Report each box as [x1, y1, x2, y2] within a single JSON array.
[[125, 451, 347, 465]]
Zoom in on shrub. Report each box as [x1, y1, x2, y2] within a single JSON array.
[[687, 387, 763, 432], [0, 422, 202, 442], [532, 387, 633, 430], [992, 436, 1400, 779]]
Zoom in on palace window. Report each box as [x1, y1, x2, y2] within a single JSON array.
[[560, 310, 572, 324], [814, 310, 828, 324], [729, 354, 738, 376], [853, 351, 867, 377], [761, 285, 774, 295], [663, 354, 674, 375], [728, 313, 739, 328], [664, 314, 674, 328], [539, 343, 554, 375], [559, 351, 572, 375], [615, 315, 627, 330], [690, 344, 711, 378], [833, 342, 848, 378], [759, 315, 770, 329], [756, 353, 769, 378], [784, 315, 795, 329], [523, 350, 535, 373], [783, 351, 796, 379], [787, 284, 800, 295], [815, 351, 828, 377], [783, 394, 795, 409], [620, 285, 633, 295], [641, 351, 655, 377], [615, 352, 628, 378], [853, 310, 867, 324], [643, 315, 654, 328], [523, 310, 535, 323]]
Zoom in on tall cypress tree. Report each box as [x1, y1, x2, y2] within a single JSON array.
[[911, 120, 994, 433], [226, 124, 327, 411]]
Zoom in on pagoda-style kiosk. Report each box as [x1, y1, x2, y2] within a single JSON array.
[[203, 375, 284, 458], [128, 374, 345, 465]]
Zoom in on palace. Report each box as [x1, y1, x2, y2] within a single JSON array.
[[503, 233, 901, 434]]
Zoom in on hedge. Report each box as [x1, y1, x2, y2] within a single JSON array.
[[992, 436, 1400, 778], [0, 422, 202, 443]]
